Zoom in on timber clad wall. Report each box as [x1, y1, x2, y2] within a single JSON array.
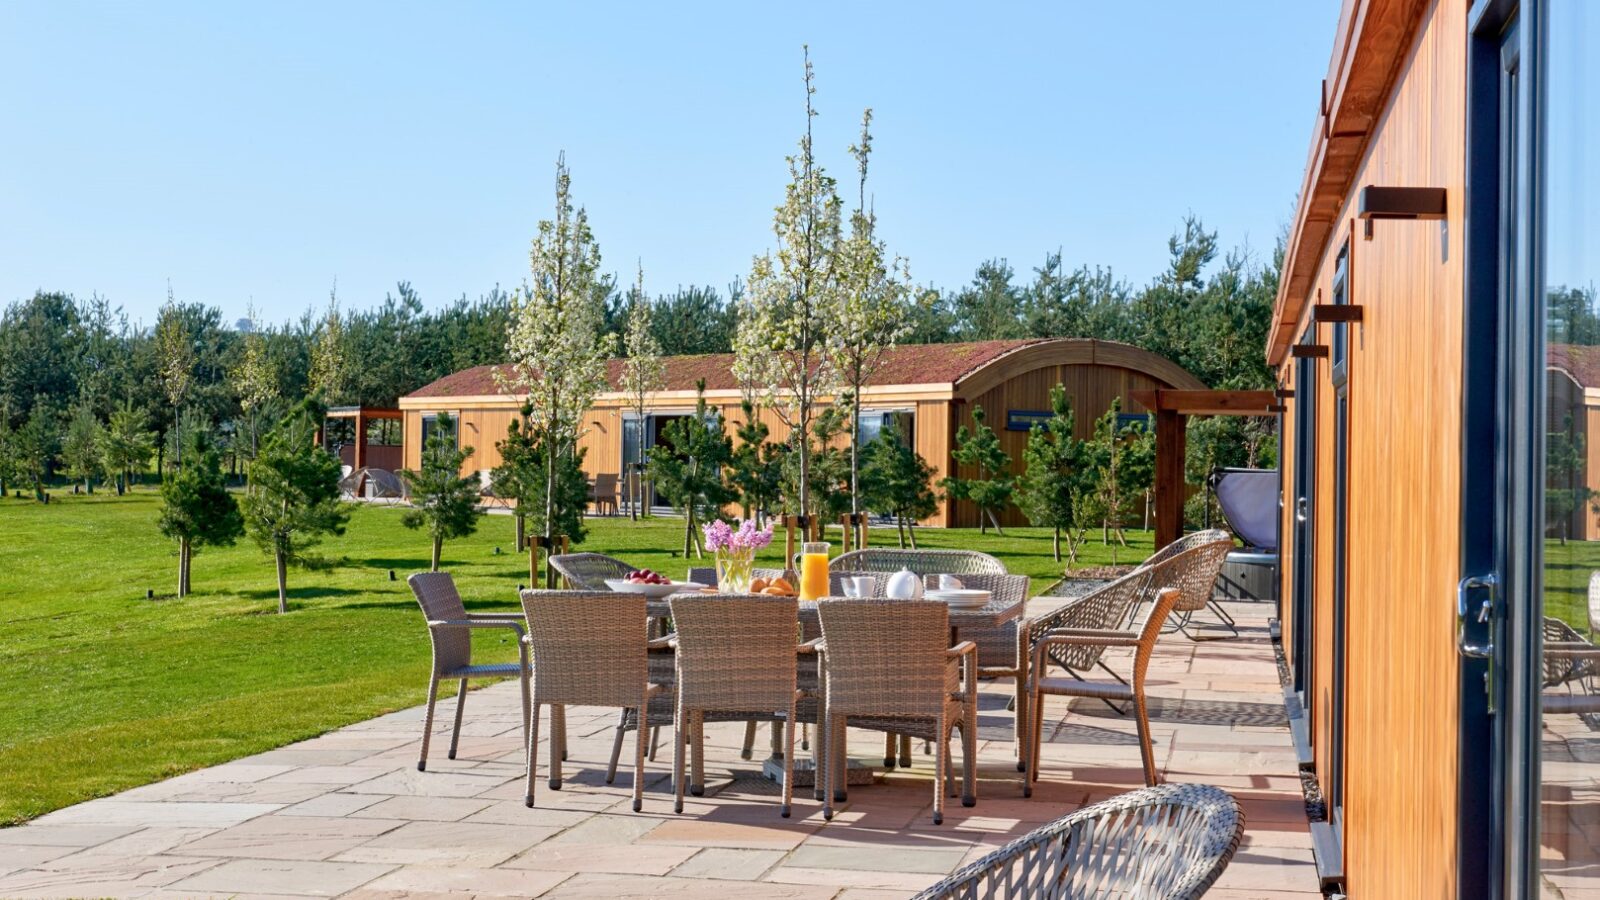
[[398, 338, 1204, 528], [1276, 0, 1465, 894]]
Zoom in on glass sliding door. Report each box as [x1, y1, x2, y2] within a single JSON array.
[[1535, 1, 1600, 894]]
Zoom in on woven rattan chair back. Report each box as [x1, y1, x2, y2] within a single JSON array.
[[925, 572, 1030, 668], [1144, 537, 1235, 614], [520, 589, 649, 708], [911, 783, 1244, 900], [817, 599, 953, 719], [832, 549, 1006, 577], [1142, 529, 1233, 570], [409, 572, 473, 675], [669, 593, 800, 712], [1031, 567, 1155, 673], [548, 553, 637, 591]]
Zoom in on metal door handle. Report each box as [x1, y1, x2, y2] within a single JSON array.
[[1295, 497, 1308, 523], [1457, 574, 1496, 659]]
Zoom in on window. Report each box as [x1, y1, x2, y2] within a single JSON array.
[[421, 414, 457, 448], [857, 410, 915, 447], [364, 418, 401, 447]]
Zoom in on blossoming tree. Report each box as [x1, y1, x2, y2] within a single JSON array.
[[620, 260, 665, 520]]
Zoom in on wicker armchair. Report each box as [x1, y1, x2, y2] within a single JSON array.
[[407, 573, 530, 772], [817, 599, 978, 825], [518, 589, 667, 812], [548, 552, 637, 590], [911, 783, 1244, 900], [1140, 529, 1237, 638], [1026, 587, 1181, 791], [667, 593, 816, 817], [832, 548, 1007, 577]]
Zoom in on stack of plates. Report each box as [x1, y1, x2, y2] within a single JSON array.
[[925, 588, 991, 609]]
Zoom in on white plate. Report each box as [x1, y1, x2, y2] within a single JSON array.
[[604, 579, 707, 598], [925, 588, 991, 608]]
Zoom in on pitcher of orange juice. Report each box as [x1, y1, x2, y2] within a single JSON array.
[[799, 541, 830, 600]]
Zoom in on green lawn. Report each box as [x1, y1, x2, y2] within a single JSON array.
[[0, 489, 1153, 824]]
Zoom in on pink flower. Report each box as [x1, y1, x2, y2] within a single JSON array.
[[702, 518, 772, 552]]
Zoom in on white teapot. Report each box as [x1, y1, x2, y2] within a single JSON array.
[[884, 568, 924, 600]]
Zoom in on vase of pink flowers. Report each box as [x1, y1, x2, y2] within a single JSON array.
[[701, 518, 773, 594]]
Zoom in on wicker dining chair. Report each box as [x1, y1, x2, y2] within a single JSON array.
[[667, 593, 816, 817], [911, 783, 1244, 900], [548, 552, 637, 590], [832, 548, 1007, 577], [518, 589, 668, 812], [407, 573, 530, 772], [816, 599, 978, 825], [1140, 529, 1238, 638], [1026, 587, 1181, 792]]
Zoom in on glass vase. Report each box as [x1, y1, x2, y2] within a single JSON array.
[[716, 547, 756, 594]]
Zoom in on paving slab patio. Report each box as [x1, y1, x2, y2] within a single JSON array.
[[0, 599, 1319, 898]]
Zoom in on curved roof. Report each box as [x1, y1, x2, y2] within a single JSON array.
[[403, 338, 1204, 400], [1550, 343, 1600, 390]]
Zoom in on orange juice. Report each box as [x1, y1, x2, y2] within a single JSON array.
[[800, 543, 830, 600]]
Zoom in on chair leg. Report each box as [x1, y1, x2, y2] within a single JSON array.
[[418, 675, 440, 771], [899, 734, 912, 768], [1134, 694, 1159, 787], [769, 720, 782, 757], [673, 703, 687, 814], [801, 722, 809, 752], [962, 718, 977, 808], [632, 704, 649, 813], [1014, 667, 1028, 773], [883, 732, 897, 769], [690, 711, 705, 797], [606, 708, 627, 784], [518, 658, 532, 752], [523, 701, 541, 807], [833, 715, 848, 803], [548, 703, 564, 791], [780, 709, 796, 818], [447, 677, 468, 760], [649, 725, 661, 762], [741, 721, 758, 760], [822, 714, 839, 820], [932, 718, 946, 825]]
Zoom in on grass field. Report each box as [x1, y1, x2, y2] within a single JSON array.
[[0, 489, 1155, 824]]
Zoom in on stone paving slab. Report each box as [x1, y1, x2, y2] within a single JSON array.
[[0, 600, 1317, 898]]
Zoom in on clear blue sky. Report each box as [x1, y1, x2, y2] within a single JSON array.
[[0, 2, 1340, 328]]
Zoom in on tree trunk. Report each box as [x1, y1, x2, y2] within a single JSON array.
[[683, 513, 695, 559], [1052, 527, 1061, 562], [178, 538, 190, 598], [896, 515, 906, 549], [907, 520, 919, 550], [849, 398, 861, 548], [515, 512, 526, 553], [431, 535, 443, 571], [989, 508, 1005, 536], [797, 414, 810, 523], [529, 543, 538, 589], [275, 548, 289, 614], [543, 439, 558, 589]]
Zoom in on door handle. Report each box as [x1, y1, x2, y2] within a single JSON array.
[[1295, 496, 1308, 523], [1458, 573, 1498, 712]]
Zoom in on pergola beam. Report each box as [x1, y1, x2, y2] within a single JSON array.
[[1130, 390, 1279, 549]]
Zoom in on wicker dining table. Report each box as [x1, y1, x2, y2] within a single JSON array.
[[644, 593, 1027, 646]]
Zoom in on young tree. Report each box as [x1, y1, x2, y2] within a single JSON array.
[[728, 400, 781, 525], [232, 304, 279, 468], [158, 432, 243, 597], [400, 411, 483, 570], [783, 405, 852, 527], [829, 108, 912, 540], [647, 384, 737, 557], [939, 405, 1013, 534], [101, 400, 155, 495], [498, 155, 614, 586], [1016, 384, 1085, 562], [241, 400, 351, 613], [308, 287, 350, 405], [1084, 399, 1146, 548], [0, 418, 18, 497], [620, 261, 665, 520], [59, 405, 106, 494], [859, 420, 938, 548], [1548, 413, 1593, 543], [734, 47, 843, 529], [493, 405, 540, 558], [14, 405, 59, 501], [155, 288, 195, 467]]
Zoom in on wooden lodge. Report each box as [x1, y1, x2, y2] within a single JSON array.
[[396, 338, 1204, 528], [1272, 0, 1599, 895]]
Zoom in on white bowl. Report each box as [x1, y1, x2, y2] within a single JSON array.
[[604, 578, 707, 598], [925, 588, 991, 608]]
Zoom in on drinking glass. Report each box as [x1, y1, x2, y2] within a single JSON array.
[[800, 541, 830, 601]]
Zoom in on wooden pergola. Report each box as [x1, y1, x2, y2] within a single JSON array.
[[1129, 389, 1280, 549], [323, 406, 403, 469]]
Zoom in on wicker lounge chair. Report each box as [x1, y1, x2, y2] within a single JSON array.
[[407, 573, 530, 772], [667, 593, 816, 817], [816, 599, 978, 824], [548, 552, 636, 590], [1141, 529, 1238, 638], [911, 783, 1244, 900], [518, 589, 667, 812], [1026, 586, 1181, 791]]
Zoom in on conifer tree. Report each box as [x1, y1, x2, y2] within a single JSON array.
[[101, 400, 155, 495], [241, 400, 350, 612], [647, 383, 737, 557], [59, 405, 106, 494], [860, 420, 937, 548], [939, 404, 1013, 534], [158, 431, 243, 597], [1016, 384, 1085, 562], [401, 412, 483, 571], [729, 400, 780, 525]]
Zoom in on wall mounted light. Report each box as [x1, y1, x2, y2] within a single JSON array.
[[1358, 186, 1446, 238]]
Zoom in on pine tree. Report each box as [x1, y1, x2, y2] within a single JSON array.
[[647, 383, 737, 557], [1085, 398, 1148, 549], [939, 404, 1013, 534], [860, 420, 937, 548], [241, 400, 350, 613], [101, 400, 155, 495], [729, 400, 780, 524], [400, 412, 483, 571], [158, 431, 243, 597], [59, 405, 106, 494], [1016, 384, 1085, 562]]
